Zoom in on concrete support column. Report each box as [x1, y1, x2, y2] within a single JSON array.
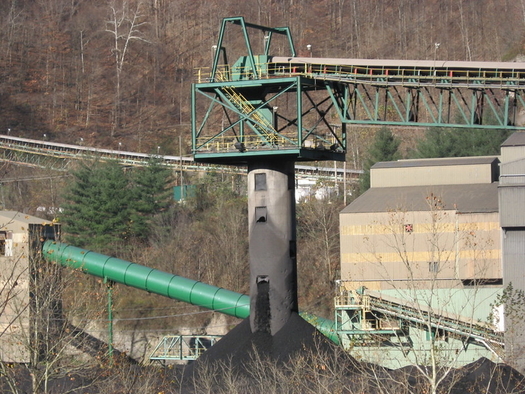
[[247, 160, 298, 335]]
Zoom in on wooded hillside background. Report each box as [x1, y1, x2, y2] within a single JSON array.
[[0, 0, 523, 343], [1, 0, 524, 154]]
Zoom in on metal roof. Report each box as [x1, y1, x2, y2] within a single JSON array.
[[0, 211, 50, 226], [371, 156, 499, 169], [501, 132, 525, 147], [342, 183, 499, 214]]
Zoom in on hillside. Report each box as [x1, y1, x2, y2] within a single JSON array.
[[0, 0, 523, 154]]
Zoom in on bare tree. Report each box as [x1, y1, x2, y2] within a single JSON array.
[[17, 248, 106, 394], [298, 195, 342, 282], [106, 0, 150, 135]]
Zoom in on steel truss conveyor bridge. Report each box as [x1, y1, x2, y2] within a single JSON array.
[[192, 17, 525, 166], [0, 134, 357, 182]]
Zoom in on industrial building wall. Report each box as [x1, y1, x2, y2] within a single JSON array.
[[340, 210, 501, 291], [501, 133, 525, 163], [370, 157, 499, 188], [0, 232, 31, 363], [338, 206, 502, 369], [501, 229, 525, 369], [499, 133, 525, 371], [499, 181, 525, 227], [0, 214, 57, 364]]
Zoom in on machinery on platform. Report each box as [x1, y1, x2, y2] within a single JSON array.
[[191, 16, 522, 366]]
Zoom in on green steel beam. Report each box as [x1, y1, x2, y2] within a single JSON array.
[[192, 76, 346, 163], [210, 17, 296, 83], [331, 80, 525, 129], [194, 18, 346, 164], [198, 17, 525, 167], [149, 335, 223, 361]]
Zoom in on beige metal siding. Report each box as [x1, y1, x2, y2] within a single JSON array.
[[0, 235, 31, 363], [501, 145, 525, 164], [371, 163, 495, 188], [499, 185, 525, 227], [340, 210, 501, 291], [501, 229, 525, 368], [0, 212, 48, 363]]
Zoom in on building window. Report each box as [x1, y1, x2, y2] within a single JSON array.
[[428, 261, 439, 273], [254, 173, 267, 191], [0, 231, 13, 257]]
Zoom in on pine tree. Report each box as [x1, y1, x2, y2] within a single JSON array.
[[62, 158, 174, 252], [359, 127, 401, 194], [62, 161, 134, 252], [130, 157, 173, 238]]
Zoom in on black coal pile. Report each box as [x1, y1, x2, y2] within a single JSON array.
[[382, 357, 525, 394], [184, 311, 338, 374], [179, 313, 525, 394], [448, 357, 525, 393], [180, 312, 397, 394]]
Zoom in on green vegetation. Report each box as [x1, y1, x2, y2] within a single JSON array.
[[410, 127, 513, 158], [359, 127, 401, 194], [62, 159, 173, 253]]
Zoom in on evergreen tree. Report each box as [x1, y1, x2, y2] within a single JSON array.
[[130, 157, 173, 237], [359, 127, 401, 194], [411, 127, 512, 158], [62, 158, 174, 252], [62, 161, 135, 252]]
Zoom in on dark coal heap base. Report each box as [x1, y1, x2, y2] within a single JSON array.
[[180, 312, 525, 394], [184, 311, 336, 376]]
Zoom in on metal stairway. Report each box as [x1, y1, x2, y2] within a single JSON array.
[[215, 70, 278, 147]]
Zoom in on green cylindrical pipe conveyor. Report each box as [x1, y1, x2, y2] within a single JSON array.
[[42, 241, 249, 318], [42, 241, 339, 345]]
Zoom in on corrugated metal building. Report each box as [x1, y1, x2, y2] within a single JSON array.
[[338, 155, 504, 368], [341, 156, 501, 291], [499, 132, 525, 370]]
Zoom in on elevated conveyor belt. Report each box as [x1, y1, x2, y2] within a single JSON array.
[[42, 241, 338, 344], [364, 289, 503, 346], [194, 16, 525, 164], [336, 288, 503, 349], [269, 56, 525, 88], [0, 134, 359, 180]]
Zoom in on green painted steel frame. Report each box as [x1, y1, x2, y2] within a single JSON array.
[[334, 293, 503, 349], [320, 79, 525, 129], [0, 149, 71, 171], [149, 335, 222, 361], [192, 18, 345, 164], [192, 76, 346, 163], [210, 17, 296, 83]]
